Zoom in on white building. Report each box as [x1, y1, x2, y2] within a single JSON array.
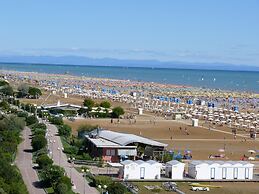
[[119, 160, 139, 180], [188, 160, 254, 180], [119, 160, 162, 180], [165, 160, 185, 179], [192, 119, 199, 127]]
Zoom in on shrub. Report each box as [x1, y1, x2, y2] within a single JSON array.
[[26, 115, 38, 125], [36, 154, 53, 169], [107, 182, 127, 194], [56, 183, 68, 194], [81, 153, 92, 160], [0, 100, 10, 111], [17, 111, 28, 118], [58, 124, 72, 138], [33, 129, 46, 136], [77, 108, 88, 115], [63, 146, 78, 155], [57, 176, 72, 191], [31, 135, 47, 151], [49, 116, 63, 125], [32, 123, 47, 131], [93, 175, 113, 187]]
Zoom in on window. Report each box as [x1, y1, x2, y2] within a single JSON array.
[[111, 149, 115, 156], [106, 149, 111, 156]]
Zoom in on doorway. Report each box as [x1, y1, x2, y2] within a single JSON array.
[[222, 168, 227, 179], [233, 168, 238, 179], [140, 167, 145, 179], [210, 168, 215, 179], [245, 168, 249, 179]]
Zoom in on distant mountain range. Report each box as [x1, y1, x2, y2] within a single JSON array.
[[0, 55, 259, 71]]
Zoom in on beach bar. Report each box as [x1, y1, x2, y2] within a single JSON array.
[[85, 129, 167, 162]]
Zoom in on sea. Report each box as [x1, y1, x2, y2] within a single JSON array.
[[1, 63, 259, 93]]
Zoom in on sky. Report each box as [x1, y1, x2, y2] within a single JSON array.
[[0, 0, 259, 66]]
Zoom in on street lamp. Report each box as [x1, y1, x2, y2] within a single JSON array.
[[81, 169, 86, 194], [103, 185, 107, 193], [98, 185, 102, 194], [57, 147, 63, 165]]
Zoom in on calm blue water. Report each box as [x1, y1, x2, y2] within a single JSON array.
[[1, 63, 259, 92]]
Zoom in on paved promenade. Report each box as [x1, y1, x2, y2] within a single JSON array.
[[46, 122, 98, 194], [16, 126, 45, 194]]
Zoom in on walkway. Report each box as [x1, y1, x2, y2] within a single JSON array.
[[16, 127, 45, 194], [46, 122, 98, 194]]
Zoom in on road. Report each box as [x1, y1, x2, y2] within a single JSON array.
[[46, 122, 98, 194], [16, 126, 45, 194]]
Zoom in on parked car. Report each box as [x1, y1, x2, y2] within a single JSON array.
[[191, 186, 210, 191]]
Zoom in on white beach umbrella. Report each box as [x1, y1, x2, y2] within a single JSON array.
[[248, 157, 255, 160], [248, 150, 256, 154]]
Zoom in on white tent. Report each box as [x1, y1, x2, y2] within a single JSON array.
[[165, 160, 185, 179]]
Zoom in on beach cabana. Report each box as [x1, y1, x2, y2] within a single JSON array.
[[146, 160, 162, 179], [188, 160, 254, 180], [165, 160, 185, 179], [119, 160, 162, 180], [119, 160, 139, 180]]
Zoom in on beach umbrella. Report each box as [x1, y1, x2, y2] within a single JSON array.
[[248, 150, 256, 154], [248, 157, 255, 161]]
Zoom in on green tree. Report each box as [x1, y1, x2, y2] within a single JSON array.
[[58, 124, 72, 137], [17, 111, 28, 118], [57, 176, 72, 191], [28, 87, 42, 99], [77, 107, 88, 115], [107, 182, 127, 194], [0, 81, 13, 96], [42, 165, 65, 187], [32, 123, 47, 131], [83, 98, 95, 110], [0, 100, 10, 111], [31, 134, 47, 151], [56, 183, 68, 194], [100, 101, 111, 108], [36, 154, 53, 169], [49, 116, 64, 125], [26, 115, 38, 125], [17, 84, 29, 98], [112, 106, 125, 118], [77, 124, 98, 138], [0, 80, 8, 87]]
